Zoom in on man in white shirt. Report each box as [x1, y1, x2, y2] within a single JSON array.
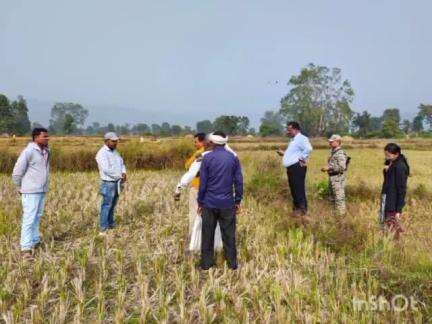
[[277, 122, 313, 215], [95, 132, 127, 234]]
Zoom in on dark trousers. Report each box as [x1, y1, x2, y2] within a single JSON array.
[[201, 207, 237, 270], [287, 163, 308, 212]]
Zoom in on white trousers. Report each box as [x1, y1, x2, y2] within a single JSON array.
[[21, 193, 46, 251], [188, 187, 222, 252]]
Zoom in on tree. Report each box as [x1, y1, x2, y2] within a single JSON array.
[[352, 111, 371, 137], [151, 124, 161, 136], [0, 94, 13, 134], [382, 108, 400, 124], [32, 122, 45, 129], [196, 120, 213, 134], [160, 122, 171, 137], [213, 115, 249, 135], [237, 116, 250, 135], [133, 123, 151, 135], [49, 102, 89, 134], [0, 94, 31, 135], [418, 104, 432, 130], [213, 116, 238, 135], [183, 126, 193, 135], [63, 114, 77, 134], [381, 108, 402, 138], [401, 119, 411, 134], [412, 115, 424, 132], [10, 96, 31, 135], [113, 124, 129, 135], [280, 63, 354, 137], [259, 110, 284, 136], [171, 125, 183, 136], [107, 123, 115, 132], [86, 122, 103, 135], [369, 117, 383, 132]]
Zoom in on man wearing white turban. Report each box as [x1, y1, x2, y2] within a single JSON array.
[[198, 131, 244, 270], [174, 133, 238, 252]]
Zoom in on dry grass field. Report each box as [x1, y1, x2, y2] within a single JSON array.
[[0, 137, 431, 322]]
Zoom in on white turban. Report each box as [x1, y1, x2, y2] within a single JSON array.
[[207, 132, 237, 157], [208, 133, 228, 145]]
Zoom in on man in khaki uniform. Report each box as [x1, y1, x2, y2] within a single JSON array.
[[321, 135, 349, 215]]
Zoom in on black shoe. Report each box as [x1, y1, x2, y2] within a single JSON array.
[[200, 263, 215, 271]]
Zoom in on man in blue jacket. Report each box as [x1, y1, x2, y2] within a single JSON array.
[[198, 131, 244, 270]]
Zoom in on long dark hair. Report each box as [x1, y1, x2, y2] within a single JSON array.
[[384, 143, 410, 176]]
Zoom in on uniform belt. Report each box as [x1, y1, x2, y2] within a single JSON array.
[[329, 171, 344, 176]]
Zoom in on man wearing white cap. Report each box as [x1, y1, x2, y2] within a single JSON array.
[[321, 134, 349, 215], [95, 132, 127, 234]]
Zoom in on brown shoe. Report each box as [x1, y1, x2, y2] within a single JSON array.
[[21, 250, 34, 260], [292, 209, 307, 217]]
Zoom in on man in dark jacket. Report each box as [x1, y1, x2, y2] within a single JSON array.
[[198, 131, 243, 270]]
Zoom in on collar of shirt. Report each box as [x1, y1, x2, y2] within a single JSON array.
[[29, 142, 49, 153], [103, 144, 117, 152], [213, 145, 226, 152], [291, 132, 302, 141]]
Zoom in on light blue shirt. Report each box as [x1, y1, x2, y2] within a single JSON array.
[[282, 133, 313, 167], [96, 145, 126, 181]]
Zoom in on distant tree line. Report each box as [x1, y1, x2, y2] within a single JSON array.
[[196, 116, 254, 136], [2, 64, 431, 139], [84, 121, 195, 137], [47, 103, 197, 136]]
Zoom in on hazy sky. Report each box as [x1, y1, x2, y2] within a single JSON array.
[[1, 0, 431, 127]]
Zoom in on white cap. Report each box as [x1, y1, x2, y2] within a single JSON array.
[[328, 134, 342, 142], [104, 132, 119, 141]]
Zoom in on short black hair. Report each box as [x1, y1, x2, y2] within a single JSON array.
[[32, 128, 48, 141], [194, 133, 206, 142], [212, 130, 227, 138], [287, 121, 301, 130]]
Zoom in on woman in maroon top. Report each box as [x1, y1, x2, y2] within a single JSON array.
[[380, 143, 410, 240]]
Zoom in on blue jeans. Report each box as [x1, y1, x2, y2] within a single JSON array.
[[100, 181, 119, 231], [21, 193, 46, 251]]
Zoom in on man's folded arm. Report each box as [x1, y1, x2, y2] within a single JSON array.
[[12, 150, 29, 188]]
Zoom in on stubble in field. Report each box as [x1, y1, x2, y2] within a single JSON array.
[[0, 148, 431, 322]]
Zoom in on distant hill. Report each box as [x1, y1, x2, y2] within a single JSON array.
[[26, 97, 262, 129]]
